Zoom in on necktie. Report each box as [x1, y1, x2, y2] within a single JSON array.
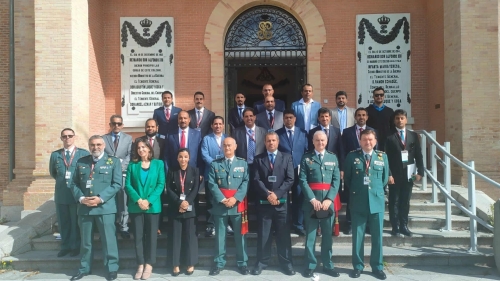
[[324, 128, 329, 138], [287, 130, 293, 149], [269, 112, 274, 127], [226, 159, 232, 170], [238, 108, 243, 120], [114, 134, 119, 151], [400, 130, 405, 142], [197, 110, 202, 123], [180, 130, 186, 148], [149, 137, 154, 147], [165, 107, 170, 121], [359, 127, 364, 139], [65, 150, 71, 163], [247, 129, 255, 163], [318, 153, 323, 163], [269, 153, 275, 170]]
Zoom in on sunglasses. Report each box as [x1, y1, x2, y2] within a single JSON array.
[[61, 135, 75, 139], [374, 94, 384, 97], [111, 122, 123, 126]]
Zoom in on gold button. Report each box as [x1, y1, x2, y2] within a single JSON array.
[[90, 191, 93, 194], [368, 187, 371, 189], [229, 182, 231, 184]]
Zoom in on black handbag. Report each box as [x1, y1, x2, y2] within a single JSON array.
[[310, 208, 334, 219]]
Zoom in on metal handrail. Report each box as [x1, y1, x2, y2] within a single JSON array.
[[413, 130, 496, 253]]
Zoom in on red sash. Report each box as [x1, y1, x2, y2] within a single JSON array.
[[308, 183, 341, 212], [219, 188, 248, 235]]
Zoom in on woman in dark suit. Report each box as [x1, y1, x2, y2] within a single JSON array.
[[124, 139, 165, 280], [166, 148, 200, 276]]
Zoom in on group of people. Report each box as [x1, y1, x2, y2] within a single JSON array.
[[49, 84, 424, 281]]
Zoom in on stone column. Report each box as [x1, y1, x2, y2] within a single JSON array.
[[2, 0, 90, 220], [443, 0, 500, 195]]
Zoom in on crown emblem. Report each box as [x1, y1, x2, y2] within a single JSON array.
[[140, 18, 152, 28], [377, 15, 390, 34]]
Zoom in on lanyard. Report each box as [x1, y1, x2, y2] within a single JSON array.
[[179, 170, 187, 194], [216, 136, 222, 152], [196, 111, 203, 127], [364, 156, 371, 176], [246, 130, 255, 142], [89, 163, 96, 179], [62, 148, 77, 169]]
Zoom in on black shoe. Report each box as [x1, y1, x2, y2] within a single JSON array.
[[70, 272, 89, 280], [400, 225, 413, 237], [365, 227, 371, 235], [106, 271, 117, 281], [205, 227, 215, 237], [238, 266, 249, 275], [209, 267, 222, 276], [372, 270, 387, 280], [344, 224, 352, 235], [69, 249, 80, 257], [282, 267, 296, 276], [226, 225, 234, 236], [391, 229, 400, 236], [251, 266, 263, 275], [172, 271, 180, 277], [316, 227, 322, 237], [302, 268, 315, 278], [57, 249, 71, 257], [119, 231, 131, 239], [185, 269, 194, 276], [294, 228, 306, 236], [350, 269, 361, 278], [323, 267, 340, 277]]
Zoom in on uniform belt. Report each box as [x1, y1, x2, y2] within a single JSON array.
[[219, 188, 248, 235], [309, 183, 330, 190]]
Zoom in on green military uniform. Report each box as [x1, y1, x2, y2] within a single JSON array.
[[299, 150, 340, 270], [207, 157, 249, 268], [69, 152, 122, 274], [49, 147, 90, 252], [344, 149, 389, 272]]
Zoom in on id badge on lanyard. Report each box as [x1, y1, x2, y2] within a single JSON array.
[[397, 132, 409, 163], [62, 149, 77, 179]]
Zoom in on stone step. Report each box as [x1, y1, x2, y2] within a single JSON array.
[[4, 245, 493, 271], [33, 228, 492, 252]]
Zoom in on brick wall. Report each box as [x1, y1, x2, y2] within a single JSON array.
[[88, 0, 106, 136], [0, 0, 10, 200]]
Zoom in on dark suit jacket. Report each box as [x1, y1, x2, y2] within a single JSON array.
[[163, 128, 202, 174], [384, 129, 424, 183], [134, 135, 165, 160], [341, 125, 377, 162], [165, 166, 200, 219], [255, 110, 284, 131], [187, 107, 216, 138], [228, 107, 245, 134], [252, 151, 294, 210], [253, 99, 286, 114], [308, 125, 344, 169], [232, 126, 267, 161], [276, 126, 308, 168], [153, 106, 182, 137]]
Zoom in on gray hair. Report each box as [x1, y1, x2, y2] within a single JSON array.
[[313, 130, 327, 140], [88, 135, 104, 144], [265, 131, 279, 140]]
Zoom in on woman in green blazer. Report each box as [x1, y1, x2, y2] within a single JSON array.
[[124, 139, 165, 280], [165, 148, 200, 276]]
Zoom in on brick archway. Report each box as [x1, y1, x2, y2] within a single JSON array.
[[204, 0, 326, 115]]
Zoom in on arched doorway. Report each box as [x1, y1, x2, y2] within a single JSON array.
[[224, 5, 307, 114]]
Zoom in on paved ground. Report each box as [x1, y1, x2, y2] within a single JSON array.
[[0, 265, 498, 281]]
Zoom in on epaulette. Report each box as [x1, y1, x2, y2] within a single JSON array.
[[325, 150, 335, 155], [350, 148, 361, 153], [375, 150, 385, 154], [213, 157, 225, 162], [236, 157, 246, 161]]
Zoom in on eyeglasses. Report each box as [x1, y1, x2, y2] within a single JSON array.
[[111, 122, 123, 126], [374, 94, 384, 97], [61, 135, 75, 139]]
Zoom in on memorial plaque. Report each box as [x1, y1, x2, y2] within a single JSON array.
[[356, 13, 412, 121], [120, 17, 174, 128]]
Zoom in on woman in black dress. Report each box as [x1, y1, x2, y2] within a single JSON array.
[[165, 148, 200, 276]]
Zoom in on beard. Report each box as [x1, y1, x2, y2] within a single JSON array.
[[146, 131, 157, 137], [91, 150, 102, 158]]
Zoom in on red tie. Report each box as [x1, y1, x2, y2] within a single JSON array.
[[165, 108, 170, 121], [180, 130, 186, 148], [359, 128, 364, 139], [149, 137, 154, 147]]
